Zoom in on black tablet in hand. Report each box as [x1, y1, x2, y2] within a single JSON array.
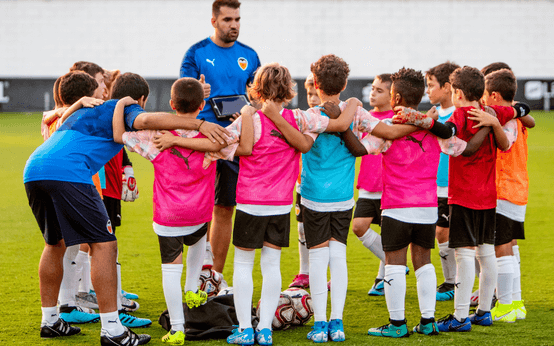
[[209, 95, 251, 121]]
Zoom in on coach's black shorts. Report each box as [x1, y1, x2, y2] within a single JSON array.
[[233, 210, 290, 249], [103, 196, 122, 230], [495, 213, 525, 245], [295, 192, 304, 222], [302, 207, 352, 249], [25, 180, 116, 247], [353, 198, 382, 225], [437, 197, 450, 228], [381, 216, 436, 252], [449, 204, 496, 248], [214, 157, 239, 207], [158, 224, 208, 263]]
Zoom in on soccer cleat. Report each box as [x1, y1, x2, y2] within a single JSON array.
[[413, 321, 439, 335], [289, 274, 310, 289], [405, 266, 410, 275], [436, 314, 471, 332], [327, 280, 331, 291], [470, 289, 479, 306], [368, 279, 384, 296], [227, 326, 254, 345], [119, 310, 152, 328], [75, 291, 99, 309], [100, 327, 151, 346], [40, 318, 81, 338], [255, 328, 273, 345], [328, 319, 346, 342], [122, 290, 139, 300], [184, 290, 208, 309], [490, 301, 517, 323], [121, 297, 140, 312], [59, 304, 100, 324], [469, 310, 493, 326], [512, 300, 527, 320], [161, 330, 185, 345], [436, 282, 455, 301], [307, 321, 328, 343], [368, 320, 409, 338]]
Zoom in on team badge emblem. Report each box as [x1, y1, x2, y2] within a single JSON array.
[[107, 220, 113, 234], [238, 57, 248, 71]]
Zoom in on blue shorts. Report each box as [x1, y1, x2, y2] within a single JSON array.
[[214, 157, 239, 207], [25, 180, 117, 247]]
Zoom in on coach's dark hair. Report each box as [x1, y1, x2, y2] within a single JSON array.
[[69, 61, 104, 78], [110, 73, 150, 101], [481, 62, 512, 77], [375, 73, 392, 89], [485, 69, 517, 102], [426, 61, 460, 87], [450, 66, 485, 102], [213, 0, 240, 17], [391, 67, 425, 107], [171, 78, 204, 113], [58, 71, 98, 106], [311, 54, 350, 96], [53, 76, 63, 108]]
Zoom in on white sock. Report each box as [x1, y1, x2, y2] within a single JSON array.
[[298, 222, 309, 275], [497, 256, 514, 305], [75, 250, 90, 293], [184, 235, 206, 293], [233, 248, 255, 330], [258, 247, 282, 330], [476, 244, 497, 313], [59, 245, 79, 306], [358, 228, 386, 262], [438, 241, 456, 283], [475, 257, 481, 278], [161, 264, 184, 332], [376, 261, 386, 280], [416, 264, 436, 319], [384, 265, 406, 321], [100, 311, 125, 336], [309, 247, 330, 322], [41, 306, 59, 326], [512, 245, 522, 301], [204, 239, 213, 267], [454, 248, 476, 320], [329, 241, 348, 320], [116, 263, 123, 310]]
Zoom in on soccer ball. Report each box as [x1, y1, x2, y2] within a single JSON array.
[[256, 294, 296, 330], [198, 268, 222, 297], [282, 288, 313, 325], [217, 286, 234, 296]]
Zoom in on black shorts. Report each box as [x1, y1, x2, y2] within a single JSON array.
[[103, 196, 122, 230], [495, 213, 525, 245], [381, 216, 436, 252], [448, 204, 496, 248], [214, 157, 239, 207], [437, 197, 450, 228], [25, 180, 116, 247], [295, 192, 304, 223], [302, 207, 352, 249], [158, 224, 208, 263], [353, 198, 382, 225], [233, 210, 290, 249]]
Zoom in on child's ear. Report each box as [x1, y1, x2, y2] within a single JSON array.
[[169, 99, 176, 110], [199, 100, 206, 111], [442, 82, 452, 93], [342, 80, 348, 92], [313, 78, 319, 90], [456, 88, 464, 100], [138, 96, 148, 108], [395, 92, 402, 105]]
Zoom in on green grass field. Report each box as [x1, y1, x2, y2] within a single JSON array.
[[1, 112, 553, 346]]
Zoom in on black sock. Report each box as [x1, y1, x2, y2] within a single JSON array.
[[390, 319, 406, 327], [421, 317, 435, 325]]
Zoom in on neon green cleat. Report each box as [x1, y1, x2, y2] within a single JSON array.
[[512, 300, 527, 320], [184, 290, 208, 309], [491, 301, 516, 323], [161, 330, 185, 345]]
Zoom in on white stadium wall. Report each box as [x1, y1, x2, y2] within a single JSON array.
[[1, 0, 554, 112]]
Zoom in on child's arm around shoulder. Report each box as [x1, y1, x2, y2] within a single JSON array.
[[467, 107, 512, 151], [370, 106, 422, 140], [113, 97, 138, 144], [322, 101, 367, 157], [263, 100, 314, 153], [234, 105, 255, 156], [59, 97, 104, 124], [392, 106, 457, 139], [324, 98, 360, 132]]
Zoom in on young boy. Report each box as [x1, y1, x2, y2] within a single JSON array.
[[425, 61, 460, 301], [24, 71, 228, 346], [351, 73, 393, 296], [392, 66, 530, 332], [471, 66, 534, 322]]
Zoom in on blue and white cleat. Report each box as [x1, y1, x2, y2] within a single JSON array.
[[227, 326, 254, 345], [118, 310, 152, 328], [436, 314, 471, 332], [59, 304, 100, 324], [368, 279, 384, 296], [307, 321, 329, 343], [255, 328, 273, 345], [328, 319, 345, 342]]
